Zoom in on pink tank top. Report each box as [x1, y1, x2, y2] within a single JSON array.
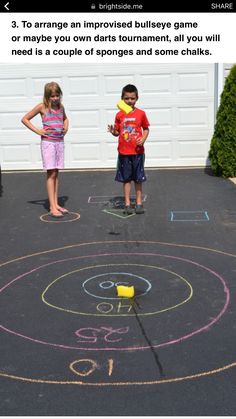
[[42, 108, 64, 141]]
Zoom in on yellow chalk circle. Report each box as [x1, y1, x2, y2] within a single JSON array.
[[117, 100, 133, 115], [116, 285, 135, 298]]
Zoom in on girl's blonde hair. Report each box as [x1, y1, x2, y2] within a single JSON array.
[[43, 82, 63, 109]]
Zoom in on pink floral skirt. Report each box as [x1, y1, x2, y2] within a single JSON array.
[[41, 140, 64, 170]]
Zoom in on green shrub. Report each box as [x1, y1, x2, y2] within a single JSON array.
[[209, 64, 236, 177]]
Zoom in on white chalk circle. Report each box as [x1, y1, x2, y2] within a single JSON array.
[[82, 272, 151, 299]]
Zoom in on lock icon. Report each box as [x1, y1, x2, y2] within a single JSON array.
[[91, 3, 96, 9]]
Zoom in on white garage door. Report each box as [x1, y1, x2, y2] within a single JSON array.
[[0, 63, 215, 170]]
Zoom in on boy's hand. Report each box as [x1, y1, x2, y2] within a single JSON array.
[[107, 124, 114, 134], [136, 137, 145, 146], [107, 124, 119, 136]]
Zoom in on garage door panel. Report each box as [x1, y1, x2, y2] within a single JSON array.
[[141, 74, 172, 94], [146, 105, 213, 128], [176, 73, 209, 93], [2, 144, 32, 163], [106, 143, 119, 164], [177, 140, 209, 158], [104, 109, 118, 125], [177, 107, 210, 127], [146, 108, 173, 127], [141, 96, 214, 106], [0, 112, 42, 132], [70, 143, 101, 163], [70, 110, 101, 129], [0, 79, 27, 98], [0, 112, 25, 130], [69, 132, 102, 142], [68, 76, 99, 96], [0, 63, 215, 170], [156, 130, 213, 141], [146, 141, 173, 160], [104, 75, 135, 95]]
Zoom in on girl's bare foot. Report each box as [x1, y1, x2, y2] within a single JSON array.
[[50, 209, 64, 217], [57, 206, 69, 214]]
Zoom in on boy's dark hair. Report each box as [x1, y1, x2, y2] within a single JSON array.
[[121, 84, 138, 99]]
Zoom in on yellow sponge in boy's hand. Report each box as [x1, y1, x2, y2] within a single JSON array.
[[116, 285, 135, 298], [117, 100, 133, 114]]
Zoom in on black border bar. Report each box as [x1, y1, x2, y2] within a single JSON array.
[[1, 0, 235, 13]]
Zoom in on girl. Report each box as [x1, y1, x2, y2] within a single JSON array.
[[22, 82, 69, 217]]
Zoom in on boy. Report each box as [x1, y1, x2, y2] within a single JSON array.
[[108, 84, 150, 214]]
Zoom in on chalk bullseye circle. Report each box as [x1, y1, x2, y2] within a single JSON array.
[[41, 263, 192, 316], [82, 272, 151, 299], [0, 241, 233, 385], [0, 252, 228, 352]]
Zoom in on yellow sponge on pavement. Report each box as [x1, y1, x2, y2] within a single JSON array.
[[116, 285, 135, 298]]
